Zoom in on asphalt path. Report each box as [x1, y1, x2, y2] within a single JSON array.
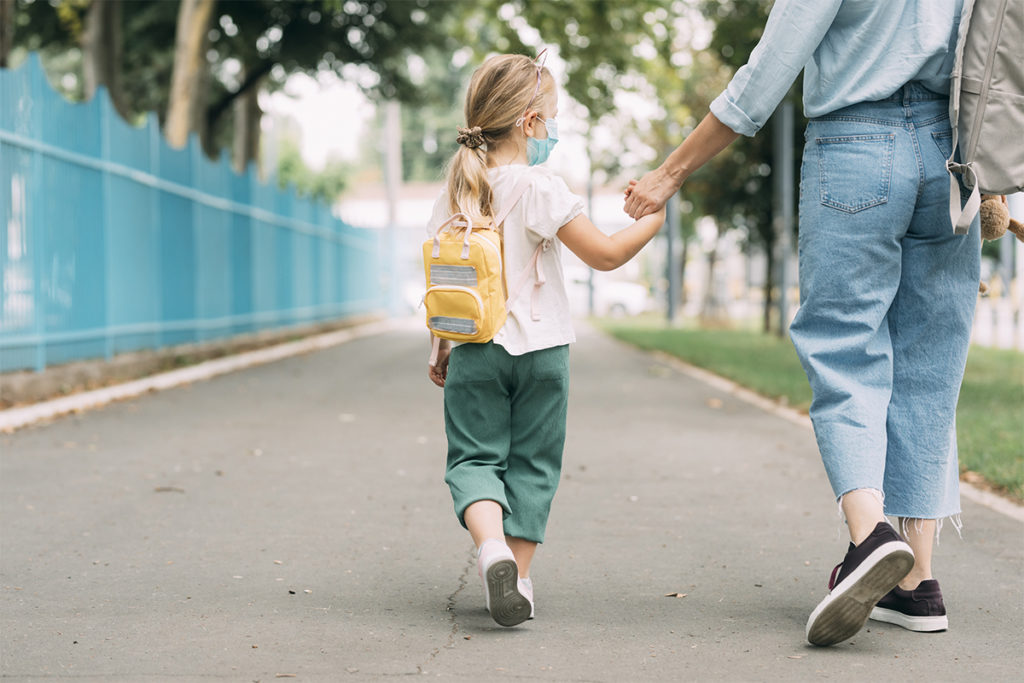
[[2, 321, 1021, 681]]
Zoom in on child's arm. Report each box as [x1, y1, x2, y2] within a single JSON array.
[[428, 334, 451, 388], [557, 207, 666, 271]]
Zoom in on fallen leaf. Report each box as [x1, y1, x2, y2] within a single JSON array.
[[664, 592, 688, 598], [787, 655, 803, 660]]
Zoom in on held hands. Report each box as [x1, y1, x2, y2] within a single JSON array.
[[623, 166, 681, 220]]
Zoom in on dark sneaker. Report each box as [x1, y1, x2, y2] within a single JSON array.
[[806, 521, 915, 646], [870, 579, 948, 632]]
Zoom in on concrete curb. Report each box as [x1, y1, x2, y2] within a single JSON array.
[[0, 318, 397, 434], [643, 348, 1024, 524]]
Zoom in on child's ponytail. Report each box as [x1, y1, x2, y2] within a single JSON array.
[[448, 127, 494, 226], [444, 53, 554, 228]]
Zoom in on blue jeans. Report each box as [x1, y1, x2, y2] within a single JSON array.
[[789, 83, 981, 520]]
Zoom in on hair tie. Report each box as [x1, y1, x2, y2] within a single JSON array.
[[456, 126, 485, 149]]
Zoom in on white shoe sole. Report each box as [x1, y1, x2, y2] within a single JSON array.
[[517, 579, 535, 620], [806, 540, 914, 646], [870, 606, 948, 632], [485, 559, 530, 627]]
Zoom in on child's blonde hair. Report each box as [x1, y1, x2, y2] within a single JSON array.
[[446, 53, 555, 227]]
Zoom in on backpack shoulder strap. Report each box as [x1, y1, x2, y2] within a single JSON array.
[[493, 175, 532, 229], [946, 0, 980, 234]]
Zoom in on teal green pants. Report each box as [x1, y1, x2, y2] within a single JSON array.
[[443, 341, 569, 544]]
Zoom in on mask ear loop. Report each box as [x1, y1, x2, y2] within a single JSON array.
[[515, 48, 549, 129]]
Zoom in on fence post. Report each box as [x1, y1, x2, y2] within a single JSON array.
[[29, 60, 46, 371], [149, 114, 163, 349], [190, 135, 203, 340], [99, 88, 115, 360]]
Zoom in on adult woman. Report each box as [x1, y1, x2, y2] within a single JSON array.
[[625, 0, 980, 646]]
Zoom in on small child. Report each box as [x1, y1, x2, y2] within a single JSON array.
[[427, 51, 665, 627]]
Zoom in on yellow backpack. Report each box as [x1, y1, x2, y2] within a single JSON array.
[[424, 179, 541, 365]]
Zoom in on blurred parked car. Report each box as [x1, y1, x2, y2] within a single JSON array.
[[565, 266, 653, 318]]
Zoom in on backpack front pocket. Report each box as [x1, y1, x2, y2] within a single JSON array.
[[425, 285, 484, 337]]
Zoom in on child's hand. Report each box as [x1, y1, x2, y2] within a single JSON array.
[[429, 344, 451, 387]]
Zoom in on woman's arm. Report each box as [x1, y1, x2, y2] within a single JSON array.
[[624, 0, 842, 219], [557, 207, 666, 271]]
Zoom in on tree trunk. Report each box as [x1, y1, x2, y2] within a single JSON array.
[[700, 240, 720, 322], [165, 0, 215, 149], [678, 236, 689, 307], [231, 73, 262, 173], [82, 0, 127, 118], [0, 0, 15, 69], [208, 59, 272, 134], [762, 243, 774, 333], [675, 236, 692, 309]]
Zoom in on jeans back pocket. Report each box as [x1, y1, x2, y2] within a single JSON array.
[[816, 133, 895, 213]]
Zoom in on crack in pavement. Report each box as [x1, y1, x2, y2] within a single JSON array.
[[417, 545, 475, 674]]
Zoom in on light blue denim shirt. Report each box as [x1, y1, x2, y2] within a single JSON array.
[[710, 0, 964, 136]]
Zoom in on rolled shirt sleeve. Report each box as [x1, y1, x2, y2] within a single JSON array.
[[710, 0, 843, 136]]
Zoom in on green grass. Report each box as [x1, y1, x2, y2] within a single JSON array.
[[598, 317, 1024, 500], [957, 347, 1024, 499]]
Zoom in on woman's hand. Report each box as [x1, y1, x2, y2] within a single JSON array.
[[623, 166, 682, 220]]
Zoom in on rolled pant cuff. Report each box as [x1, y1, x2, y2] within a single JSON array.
[[453, 494, 511, 531]]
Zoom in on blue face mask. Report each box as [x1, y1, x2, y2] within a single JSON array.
[[526, 117, 558, 166]]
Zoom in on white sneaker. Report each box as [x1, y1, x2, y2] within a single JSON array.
[[477, 540, 531, 627]]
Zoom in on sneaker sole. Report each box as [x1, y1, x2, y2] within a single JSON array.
[[870, 606, 948, 632], [485, 559, 531, 627], [806, 541, 914, 646]]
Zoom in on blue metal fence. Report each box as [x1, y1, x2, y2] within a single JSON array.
[[0, 54, 384, 373]]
